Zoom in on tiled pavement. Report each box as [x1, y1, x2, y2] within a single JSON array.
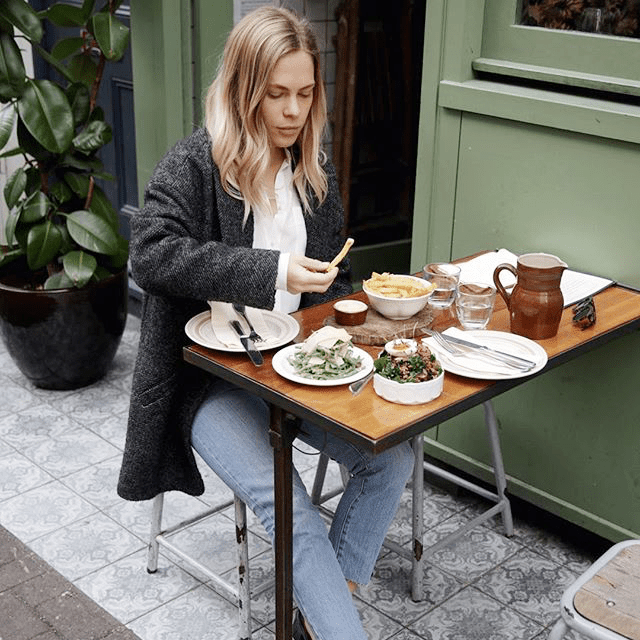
[[0, 313, 608, 639]]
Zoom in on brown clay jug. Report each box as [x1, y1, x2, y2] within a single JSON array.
[[493, 253, 567, 339]]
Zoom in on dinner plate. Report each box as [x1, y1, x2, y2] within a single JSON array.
[[424, 330, 548, 380], [185, 309, 299, 352], [272, 344, 374, 386]]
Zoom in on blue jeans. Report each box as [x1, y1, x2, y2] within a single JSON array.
[[191, 380, 414, 640]]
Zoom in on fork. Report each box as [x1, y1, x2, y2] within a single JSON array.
[[232, 303, 263, 343], [428, 330, 531, 371]]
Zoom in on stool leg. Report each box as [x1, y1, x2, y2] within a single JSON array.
[[311, 452, 330, 505], [147, 493, 164, 573], [483, 401, 514, 536], [234, 496, 252, 640], [548, 618, 568, 640], [411, 435, 425, 601]]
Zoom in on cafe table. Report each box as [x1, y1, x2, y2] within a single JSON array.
[[183, 276, 640, 639]]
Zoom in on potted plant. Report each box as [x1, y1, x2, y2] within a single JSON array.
[[0, 0, 130, 389]]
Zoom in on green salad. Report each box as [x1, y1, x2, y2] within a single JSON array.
[[374, 343, 442, 383], [288, 326, 363, 380]]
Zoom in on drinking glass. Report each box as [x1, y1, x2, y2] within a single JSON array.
[[456, 282, 496, 330], [423, 263, 461, 309]]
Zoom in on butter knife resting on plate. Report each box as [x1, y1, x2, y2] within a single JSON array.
[[229, 320, 263, 366]]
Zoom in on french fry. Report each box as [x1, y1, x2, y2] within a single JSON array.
[[325, 237, 354, 272], [364, 272, 435, 298]]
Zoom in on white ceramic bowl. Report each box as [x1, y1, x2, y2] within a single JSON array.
[[373, 369, 444, 405], [362, 275, 434, 320]]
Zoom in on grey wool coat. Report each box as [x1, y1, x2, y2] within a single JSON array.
[[117, 128, 352, 501]]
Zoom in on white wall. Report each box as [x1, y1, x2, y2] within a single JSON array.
[[0, 35, 33, 246]]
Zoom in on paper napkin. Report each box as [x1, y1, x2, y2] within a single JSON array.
[[208, 301, 270, 348]]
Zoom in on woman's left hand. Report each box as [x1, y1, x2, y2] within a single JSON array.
[[287, 255, 338, 294]]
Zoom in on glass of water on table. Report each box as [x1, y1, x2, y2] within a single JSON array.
[[455, 282, 496, 330], [423, 263, 461, 309]]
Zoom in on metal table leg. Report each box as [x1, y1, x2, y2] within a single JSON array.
[[269, 405, 294, 640]]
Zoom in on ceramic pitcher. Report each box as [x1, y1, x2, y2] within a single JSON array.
[[493, 253, 567, 339]]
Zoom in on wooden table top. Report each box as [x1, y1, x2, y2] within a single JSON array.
[[184, 283, 640, 454]]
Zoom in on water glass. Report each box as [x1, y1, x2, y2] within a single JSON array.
[[423, 263, 461, 309], [456, 282, 496, 330]]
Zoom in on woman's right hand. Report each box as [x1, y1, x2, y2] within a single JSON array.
[[287, 255, 338, 294]]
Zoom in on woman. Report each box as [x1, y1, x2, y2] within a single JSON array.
[[118, 7, 413, 639]]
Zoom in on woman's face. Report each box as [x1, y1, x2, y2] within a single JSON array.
[[260, 50, 315, 153]]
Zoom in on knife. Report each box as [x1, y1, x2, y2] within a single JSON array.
[[426, 330, 537, 369], [229, 320, 263, 366]]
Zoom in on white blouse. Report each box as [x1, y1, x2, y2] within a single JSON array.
[[252, 158, 307, 313]]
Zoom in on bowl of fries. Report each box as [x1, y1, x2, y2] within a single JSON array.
[[362, 272, 436, 320]]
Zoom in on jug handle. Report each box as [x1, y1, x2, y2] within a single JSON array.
[[493, 263, 518, 310]]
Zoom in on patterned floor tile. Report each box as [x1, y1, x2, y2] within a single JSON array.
[[0, 378, 36, 417], [29, 511, 144, 581], [499, 515, 602, 574], [20, 424, 120, 478], [127, 584, 252, 640], [0, 403, 79, 451], [0, 449, 54, 501], [356, 552, 462, 625], [474, 548, 579, 626], [0, 437, 12, 457], [421, 510, 523, 582], [84, 412, 130, 450], [0, 480, 96, 542], [61, 455, 124, 509], [105, 491, 212, 541], [353, 598, 405, 640], [75, 548, 202, 624], [54, 382, 130, 423], [162, 511, 271, 582], [386, 486, 459, 547], [409, 587, 543, 639]]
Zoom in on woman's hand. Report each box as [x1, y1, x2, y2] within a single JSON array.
[[287, 255, 338, 294]]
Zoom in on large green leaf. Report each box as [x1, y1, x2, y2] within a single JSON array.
[[52, 36, 84, 61], [44, 270, 74, 290], [0, 246, 23, 269], [90, 12, 129, 62], [107, 234, 129, 269], [87, 184, 118, 230], [4, 209, 21, 246], [66, 82, 90, 125], [62, 249, 97, 287], [17, 79, 74, 153], [20, 190, 50, 223], [31, 42, 75, 84], [64, 172, 90, 198], [68, 52, 97, 88], [73, 120, 111, 153], [66, 209, 119, 255], [47, 2, 94, 28], [26, 220, 62, 270], [0, 104, 16, 151], [3, 166, 26, 209], [2, 0, 43, 44], [0, 32, 26, 100]]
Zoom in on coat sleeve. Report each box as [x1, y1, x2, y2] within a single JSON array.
[[130, 130, 280, 310]]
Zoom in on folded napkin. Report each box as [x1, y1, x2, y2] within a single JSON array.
[[208, 301, 271, 348], [426, 327, 525, 376], [457, 249, 517, 288]]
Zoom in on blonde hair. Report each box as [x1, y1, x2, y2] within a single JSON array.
[[205, 6, 328, 222]]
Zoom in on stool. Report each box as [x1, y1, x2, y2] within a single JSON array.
[[549, 539, 640, 640], [311, 399, 514, 601], [148, 492, 259, 640]]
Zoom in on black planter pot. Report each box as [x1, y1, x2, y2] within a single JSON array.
[[0, 268, 128, 390]]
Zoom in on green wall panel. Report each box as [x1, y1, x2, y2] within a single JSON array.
[[451, 113, 640, 287]]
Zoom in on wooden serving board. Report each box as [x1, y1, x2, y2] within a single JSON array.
[[323, 307, 434, 346]]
